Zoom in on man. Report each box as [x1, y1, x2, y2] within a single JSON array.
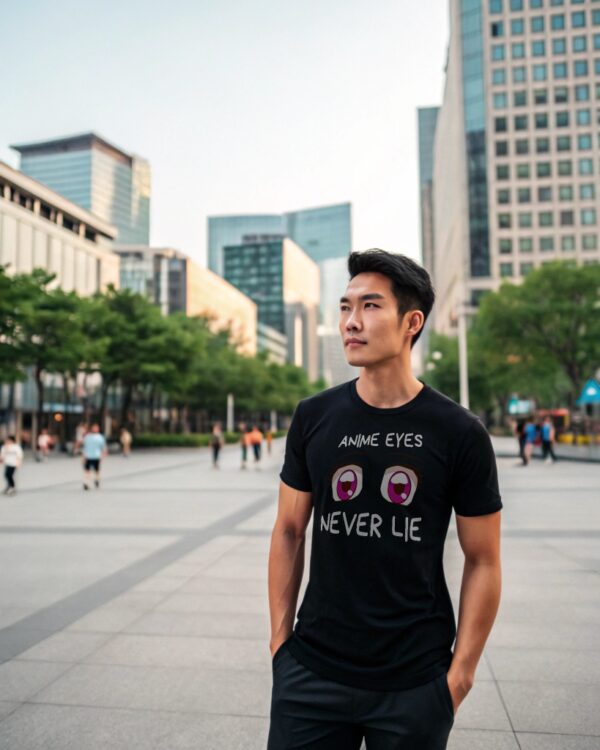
[[82, 423, 108, 490], [1, 435, 24, 496], [541, 415, 557, 464], [268, 250, 502, 749]]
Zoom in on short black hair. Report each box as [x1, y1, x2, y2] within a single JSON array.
[[347, 249, 435, 347]]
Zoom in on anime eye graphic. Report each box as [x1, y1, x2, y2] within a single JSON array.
[[380, 466, 418, 506], [331, 464, 363, 502]]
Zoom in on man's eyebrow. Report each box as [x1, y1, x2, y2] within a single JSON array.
[[339, 293, 386, 303]]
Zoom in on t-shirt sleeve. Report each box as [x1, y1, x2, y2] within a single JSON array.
[[279, 401, 312, 492], [449, 419, 503, 517]]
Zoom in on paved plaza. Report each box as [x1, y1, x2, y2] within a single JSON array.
[[0, 437, 598, 749]]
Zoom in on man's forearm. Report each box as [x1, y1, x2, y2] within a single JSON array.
[[268, 526, 305, 652], [451, 558, 502, 677]]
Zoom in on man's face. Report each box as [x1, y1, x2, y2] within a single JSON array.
[[338, 272, 420, 367]]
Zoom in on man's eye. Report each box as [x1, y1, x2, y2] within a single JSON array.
[[365, 303, 379, 308]]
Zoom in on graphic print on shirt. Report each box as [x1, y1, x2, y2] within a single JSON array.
[[380, 466, 418, 506], [331, 464, 363, 501]]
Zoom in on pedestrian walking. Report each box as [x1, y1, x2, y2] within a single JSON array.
[[268, 250, 502, 749], [74, 422, 87, 456], [1, 435, 24, 496], [209, 422, 224, 469], [515, 418, 527, 465], [119, 427, 132, 458], [239, 422, 249, 470], [523, 417, 537, 465], [82, 423, 107, 490], [541, 415, 557, 464], [249, 425, 263, 467], [266, 427, 274, 455], [37, 428, 52, 461]]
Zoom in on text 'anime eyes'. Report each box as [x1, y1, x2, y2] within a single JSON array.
[[331, 464, 363, 502], [380, 466, 418, 506]]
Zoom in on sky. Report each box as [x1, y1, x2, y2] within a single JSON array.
[[1, 0, 449, 267]]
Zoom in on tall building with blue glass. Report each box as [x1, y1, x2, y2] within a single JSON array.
[[427, 0, 600, 335], [12, 133, 150, 245]]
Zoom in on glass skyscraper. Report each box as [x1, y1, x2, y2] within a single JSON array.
[[12, 133, 150, 245]]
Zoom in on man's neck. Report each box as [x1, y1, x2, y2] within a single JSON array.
[[356, 360, 423, 410]]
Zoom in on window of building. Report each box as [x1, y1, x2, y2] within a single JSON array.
[[534, 88, 548, 104], [529, 0, 542, 8], [557, 135, 571, 150], [578, 133, 592, 150], [556, 110, 569, 126], [594, 9, 600, 25], [492, 68, 507, 84], [492, 44, 506, 61], [517, 163, 531, 177], [516, 138, 530, 154], [519, 212, 533, 227], [494, 92, 508, 108], [558, 160, 573, 176], [535, 161, 552, 177], [550, 0, 563, 5], [539, 211, 553, 226], [515, 114, 528, 129], [595, 59, 600, 75], [560, 210, 574, 225], [538, 186, 552, 201], [513, 65, 527, 82], [572, 35, 587, 52], [578, 157, 594, 174], [519, 237, 533, 252], [490, 0, 503, 11], [536, 137, 550, 153], [575, 84, 590, 101], [540, 237, 555, 251], [512, 18, 525, 34], [512, 42, 525, 59], [552, 37, 567, 54], [511, 0, 523, 8], [581, 208, 597, 225], [579, 183, 595, 200], [561, 236, 575, 252], [535, 112, 548, 128], [571, 11, 586, 28], [582, 234, 598, 250], [518, 187, 531, 202], [551, 14, 565, 30], [577, 108, 591, 125], [532, 40, 546, 56], [530, 15, 544, 32], [500, 263, 514, 277], [596, 84, 600, 100], [553, 62, 568, 78], [497, 164, 510, 179], [514, 90, 527, 106], [533, 64, 547, 80], [520, 262, 534, 275], [554, 86, 568, 103], [491, 21, 505, 37], [496, 140, 509, 156], [559, 184, 573, 200], [498, 213, 512, 228], [495, 116, 508, 132], [499, 239, 513, 254], [574, 60, 588, 76], [595, 34, 600, 50], [498, 188, 511, 203]]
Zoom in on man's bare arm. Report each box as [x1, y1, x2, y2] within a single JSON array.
[[448, 510, 502, 712], [268, 480, 312, 656]]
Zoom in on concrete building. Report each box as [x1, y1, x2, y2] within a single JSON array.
[[223, 238, 320, 380], [0, 160, 119, 293], [12, 133, 150, 245], [115, 246, 257, 356], [428, 0, 600, 335]]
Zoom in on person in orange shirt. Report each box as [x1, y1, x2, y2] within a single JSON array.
[[249, 425, 263, 466]]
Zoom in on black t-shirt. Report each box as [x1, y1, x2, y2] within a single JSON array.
[[279, 377, 502, 691]]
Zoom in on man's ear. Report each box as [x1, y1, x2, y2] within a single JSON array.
[[406, 310, 424, 338]]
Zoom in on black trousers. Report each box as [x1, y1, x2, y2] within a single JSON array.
[[4, 466, 16, 489], [268, 645, 454, 749]]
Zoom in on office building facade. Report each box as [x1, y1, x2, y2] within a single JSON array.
[[223, 238, 319, 380], [0, 161, 119, 293], [12, 133, 150, 245], [428, 0, 600, 334]]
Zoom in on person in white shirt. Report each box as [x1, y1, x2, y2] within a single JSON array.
[[1, 436, 24, 496]]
